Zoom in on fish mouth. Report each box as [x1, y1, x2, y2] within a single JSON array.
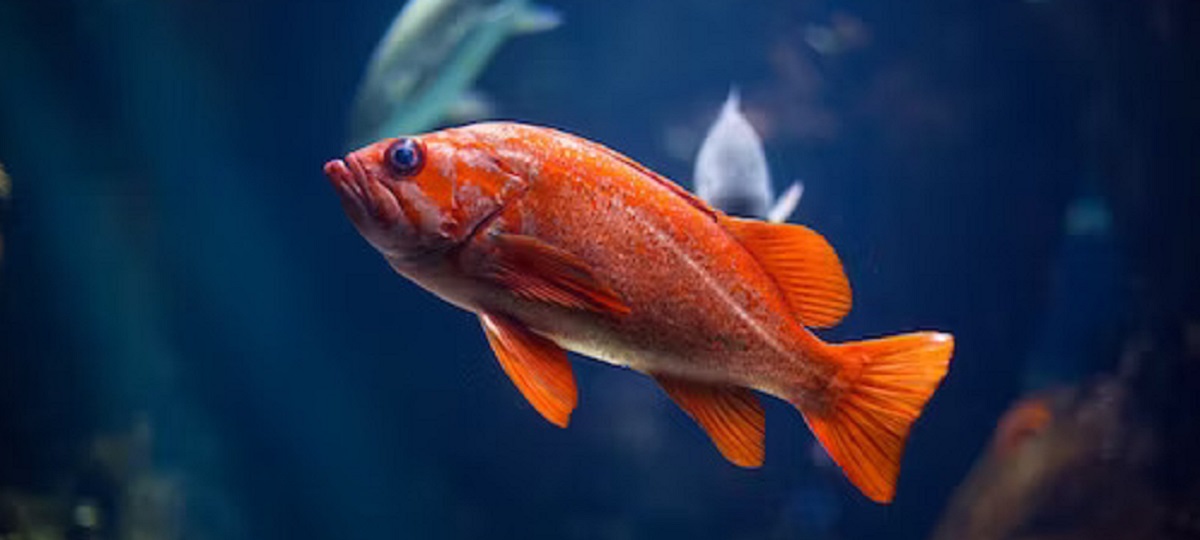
[[324, 157, 365, 202], [324, 154, 403, 222]]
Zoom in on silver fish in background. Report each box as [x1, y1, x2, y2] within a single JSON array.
[[693, 89, 803, 223], [347, 0, 560, 149]]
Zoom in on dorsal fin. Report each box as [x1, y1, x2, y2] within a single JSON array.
[[556, 129, 721, 221], [611, 151, 720, 221], [720, 216, 851, 328], [653, 374, 765, 467]]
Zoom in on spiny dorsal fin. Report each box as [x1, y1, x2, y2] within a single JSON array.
[[484, 233, 631, 316], [479, 312, 577, 427], [653, 374, 765, 467], [553, 128, 721, 222], [720, 216, 852, 328]]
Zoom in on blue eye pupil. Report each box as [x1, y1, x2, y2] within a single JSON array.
[[388, 139, 423, 175]]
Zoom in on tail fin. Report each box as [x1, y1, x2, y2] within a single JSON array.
[[799, 331, 953, 503]]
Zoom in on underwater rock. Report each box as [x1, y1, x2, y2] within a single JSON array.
[[0, 419, 237, 540], [932, 332, 1200, 540]]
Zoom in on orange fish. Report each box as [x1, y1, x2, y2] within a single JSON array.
[[324, 122, 954, 503]]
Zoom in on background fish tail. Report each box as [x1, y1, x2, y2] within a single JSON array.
[[766, 181, 804, 223]]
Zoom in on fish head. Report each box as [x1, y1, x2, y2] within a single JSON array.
[[324, 131, 526, 267]]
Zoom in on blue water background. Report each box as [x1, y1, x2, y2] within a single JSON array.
[[2, 0, 1196, 538]]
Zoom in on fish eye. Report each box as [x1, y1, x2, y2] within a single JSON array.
[[386, 138, 425, 177]]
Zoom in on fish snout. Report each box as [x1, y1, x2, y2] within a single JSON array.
[[324, 156, 372, 221], [325, 152, 408, 240], [325, 156, 370, 202], [324, 158, 353, 188]]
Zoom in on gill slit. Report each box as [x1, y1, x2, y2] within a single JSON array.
[[447, 176, 530, 266]]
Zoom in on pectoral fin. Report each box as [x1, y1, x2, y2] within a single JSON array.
[[721, 217, 851, 328], [480, 312, 577, 427], [654, 375, 765, 467], [485, 233, 631, 316]]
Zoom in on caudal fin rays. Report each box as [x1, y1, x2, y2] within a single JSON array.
[[798, 332, 954, 502]]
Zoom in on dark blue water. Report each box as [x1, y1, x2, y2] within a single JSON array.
[[1, 1, 1197, 538]]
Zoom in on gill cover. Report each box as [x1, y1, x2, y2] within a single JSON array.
[[342, 132, 528, 265]]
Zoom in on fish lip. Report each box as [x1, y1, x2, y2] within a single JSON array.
[[324, 158, 362, 199], [326, 155, 380, 209], [323, 158, 350, 184], [344, 153, 407, 221], [344, 154, 369, 187]]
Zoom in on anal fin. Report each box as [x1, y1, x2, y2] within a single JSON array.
[[480, 312, 577, 427], [653, 374, 765, 467]]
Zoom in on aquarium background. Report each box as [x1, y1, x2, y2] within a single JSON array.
[[1, 0, 1197, 539]]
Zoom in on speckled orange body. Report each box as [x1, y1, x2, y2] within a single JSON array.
[[325, 121, 954, 503], [403, 123, 836, 404]]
